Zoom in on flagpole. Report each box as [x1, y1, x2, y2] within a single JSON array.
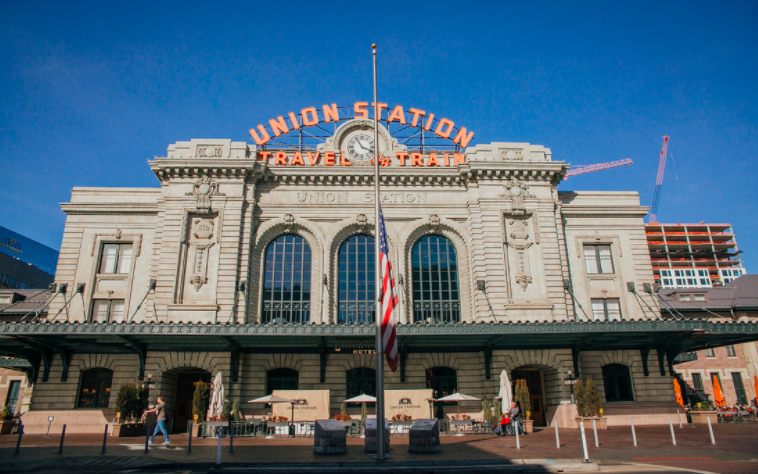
[[372, 43, 387, 460]]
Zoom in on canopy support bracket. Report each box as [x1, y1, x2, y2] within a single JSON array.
[[640, 346, 650, 377], [113, 336, 145, 381]]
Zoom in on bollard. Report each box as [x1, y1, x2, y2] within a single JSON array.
[[13, 423, 23, 456], [187, 423, 192, 454], [229, 423, 234, 453], [102, 424, 108, 454], [554, 420, 560, 448], [707, 417, 715, 445], [630, 419, 637, 446], [216, 427, 222, 467], [592, 418, 599, 447], [514, 420, 520, 449], [668, 418, 676, 445], [58, 425, 66, 454], [145, 423, 150, 454], [580, 421, 590, 462], [677, 409, 683, 429]]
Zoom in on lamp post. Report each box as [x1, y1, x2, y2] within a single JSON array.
[[565, 370, 578, 404]]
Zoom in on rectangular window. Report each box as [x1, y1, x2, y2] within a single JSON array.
[[692, 373, 705, 399], [584, 245, 613, 274], [705, 348, 715, 358], [92, 299, 125, 323], [694, 294, 706, 301], [731, 373, 748, 405], [679, 294, 691, 301], [590, 298, 621, 321], [4, 380, 20, 415], [98, 243, 132, 274], [725, 345, 736, 357]]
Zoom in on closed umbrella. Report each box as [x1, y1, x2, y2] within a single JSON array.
[[673, 378, 684, 407], [712, 375, 726, 408], [754, 376, 758, 406], [209, 372, 225, 419], [497, 370, 512, 414]]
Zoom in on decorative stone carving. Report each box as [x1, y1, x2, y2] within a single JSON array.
[[356, 214, 368, 226], [115, 229, 123, 240], [505, 218, 533, 292], [501, 179, 534, 215], [429, 214, 441, 226], [501, 148, 523, 161], [186, 176, 224, 212], [196, 145, 223, 158], [188, 217, 216, 291], [284, 214, 295, 225]]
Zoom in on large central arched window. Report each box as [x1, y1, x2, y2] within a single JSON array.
[[338, 235, 375, 324], [412, 235, 460, 323], [346, 367, 376, 400], [262, 235, 311, 323]]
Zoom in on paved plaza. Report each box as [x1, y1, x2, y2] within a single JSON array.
[[1, 424, 757, 473]]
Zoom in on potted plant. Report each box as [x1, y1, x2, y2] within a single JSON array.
[[514, 380, 533, 433], [574, 378, 607, 430], [0, 406, 16, 435], [334, 404, 353, 428], [689, 398, 718, 424], [191, 382, 209, 437], [114, 384, 136, 437]]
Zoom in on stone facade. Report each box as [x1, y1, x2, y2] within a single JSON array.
[[21, 125, 694, 432]]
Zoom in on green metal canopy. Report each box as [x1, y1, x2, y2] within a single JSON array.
[[2, 319, 757, 386]]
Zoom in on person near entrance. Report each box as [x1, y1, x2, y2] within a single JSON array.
[[145, 396, 170, 445], [508, 402, 523, 435]]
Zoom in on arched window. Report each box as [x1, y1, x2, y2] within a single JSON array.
[[412, 235, 460, 323], [346, 368, 376, 400], [338, 235, 375, 324], [266, 368, 299, 395], [426, 366, 457, 399], [602, 364, 634, 402], [262, 235, 311, 323], [78, 368, 113, 408]]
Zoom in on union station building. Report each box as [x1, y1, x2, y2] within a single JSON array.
[[3, 106, 757, 433]]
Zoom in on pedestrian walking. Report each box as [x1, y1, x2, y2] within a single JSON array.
[[145, 396, 170, 446], [508, 402, 523, 435]]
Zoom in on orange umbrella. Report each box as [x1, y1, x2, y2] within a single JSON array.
[[754, 375, 758, 405], [673, 378, 684, 407], [712, 375, 726, 408]]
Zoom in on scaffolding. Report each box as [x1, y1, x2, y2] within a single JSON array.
[[646, 223, 746, 289]]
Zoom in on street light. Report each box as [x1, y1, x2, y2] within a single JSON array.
[[565, 370, 578, 404]]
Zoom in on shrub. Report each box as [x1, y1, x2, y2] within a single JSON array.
[[340, 402, 347, 420], [222, 400, 231, 421], [584, 378, 603, 417], [114, 384, 131, 421], [514, 380, 532, 420], [574, 379, 586, 416], [482, 399, 491, 421], [0, 406, 13, 421], [360, 403, 367, 423], [136, 385, 149, 421], [192, 382, 209, 421], [493, 397, 502, 421], [232, 398, 241, 422]]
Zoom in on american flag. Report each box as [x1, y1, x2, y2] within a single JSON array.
[[378, 204, 399, 371]]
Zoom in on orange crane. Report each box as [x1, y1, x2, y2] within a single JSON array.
[[564, 158, 633, 180], [649, 136, 669, 223]]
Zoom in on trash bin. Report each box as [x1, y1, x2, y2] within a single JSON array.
[[289, 423, 295, 437]]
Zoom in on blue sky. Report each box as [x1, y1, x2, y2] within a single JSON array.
[[2, 1, 757, 270]]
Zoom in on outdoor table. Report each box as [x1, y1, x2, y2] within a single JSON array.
[[450, 420, 473, 435], [204, 421, 228, 438], [389, 421, 412, 435]]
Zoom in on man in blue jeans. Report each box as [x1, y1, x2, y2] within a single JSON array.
[[145, 396, 170, 445]]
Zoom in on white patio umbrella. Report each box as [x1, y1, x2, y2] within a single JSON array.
[[435, 392, 481, 417], [209, 372, 225, 419], [497, 369, 513, 414], [344, 394, 376, 438], [436, 392, 481, 436], [248, 394, 295, 439]]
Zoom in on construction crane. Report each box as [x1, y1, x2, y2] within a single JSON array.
[[648, 136, 669, 223], [564, 158, 633, 180]]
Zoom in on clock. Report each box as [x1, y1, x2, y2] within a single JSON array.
[[347, 133, 375, 162]]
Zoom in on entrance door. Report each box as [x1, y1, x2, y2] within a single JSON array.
[[511, 369, 546, 426], [172, 371, 211, 432]]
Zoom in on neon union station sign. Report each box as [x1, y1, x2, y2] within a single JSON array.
[[248, 102, 474, 167]]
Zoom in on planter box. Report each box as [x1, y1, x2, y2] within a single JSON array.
[[575, 417, 607, 430], [0, 420, 17, 435], [689, 411, 719, 425], [522, 419, 533, 434], [113, 423, 147, 437]]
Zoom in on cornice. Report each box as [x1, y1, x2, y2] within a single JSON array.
[[60, 202, 159, 216]]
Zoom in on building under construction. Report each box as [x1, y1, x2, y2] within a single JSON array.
[[646, 222, 746, 289]]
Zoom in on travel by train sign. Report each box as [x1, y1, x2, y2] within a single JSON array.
[[249, 102, 474, 168]]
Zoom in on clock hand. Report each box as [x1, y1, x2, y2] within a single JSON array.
[[353, 143, 366, 155], [359, 139, 372, 150]]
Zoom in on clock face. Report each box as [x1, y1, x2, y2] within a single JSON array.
[[347, 133, 375, 161]]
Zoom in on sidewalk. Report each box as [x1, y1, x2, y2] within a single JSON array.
[[0, 423, 756, 473]]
